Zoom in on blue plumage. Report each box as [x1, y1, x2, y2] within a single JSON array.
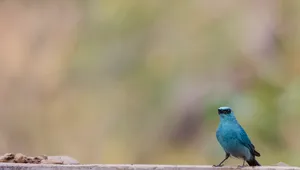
[[214, 107, 260, 167]]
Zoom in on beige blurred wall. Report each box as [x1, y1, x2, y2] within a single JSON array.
[[0, 0, 80, 155]]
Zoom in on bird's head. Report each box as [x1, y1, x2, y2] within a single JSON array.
[[218, 106, 236, 121]]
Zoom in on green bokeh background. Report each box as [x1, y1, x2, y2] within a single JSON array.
[[0, 0, 299, 166]]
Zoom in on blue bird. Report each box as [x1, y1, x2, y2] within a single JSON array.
[[214, 106, 261, 167]]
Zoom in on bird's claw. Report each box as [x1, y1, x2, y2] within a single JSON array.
[[237, 165, 247, 168], [213, 164, 223, 167]]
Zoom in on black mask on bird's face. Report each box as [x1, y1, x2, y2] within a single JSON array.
[[218, 107, 231, 114], [217, 107, 236, 120]]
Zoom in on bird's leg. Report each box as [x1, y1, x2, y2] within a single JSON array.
[[213, 153, 230, 167], [237, 160, 246, 168]]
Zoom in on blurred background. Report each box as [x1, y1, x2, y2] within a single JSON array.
[[0, 0, 299, 166]]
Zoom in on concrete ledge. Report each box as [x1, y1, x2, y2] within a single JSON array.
[[0, 164, 298, 170]]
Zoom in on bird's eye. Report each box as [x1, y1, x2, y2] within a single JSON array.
[[218, 108, 232, 114]]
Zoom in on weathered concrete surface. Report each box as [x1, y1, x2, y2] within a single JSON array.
[[0, 164, 299, 170]]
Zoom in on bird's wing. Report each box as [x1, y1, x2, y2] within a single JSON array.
[[237, 124, 260, 157]]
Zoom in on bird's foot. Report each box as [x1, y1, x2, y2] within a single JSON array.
[[213, 164, 223, 167], [237, 165, 247, 168]]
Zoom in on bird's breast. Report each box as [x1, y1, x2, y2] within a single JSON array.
[[216, 123, 251, 160]]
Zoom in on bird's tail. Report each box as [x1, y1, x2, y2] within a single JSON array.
[[247, 159, 261, 166]]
